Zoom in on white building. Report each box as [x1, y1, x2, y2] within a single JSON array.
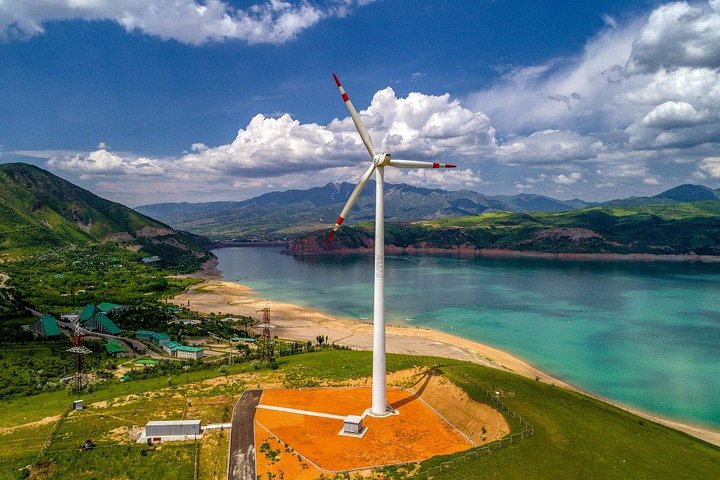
[[144, 420, 202, 443], [162, 341, 204, 359], [175, 345, 204, 360]]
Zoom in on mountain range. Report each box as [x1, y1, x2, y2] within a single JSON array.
[[2, 162, 719, 259], [136, 181, 720, 241], [0, 163, 210, 269]]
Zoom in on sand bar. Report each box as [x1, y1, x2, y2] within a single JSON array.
[[172, 277, 720, 447]]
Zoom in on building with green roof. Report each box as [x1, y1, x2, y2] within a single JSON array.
[[97, 302, 124, 314], [135, 330, 155, 341], [175, 344, 204, 360], [79, 304, 97, 323], [85, 312, 122, 335], [30, 315, 62, 337], [135, 330, 170, 345], [162, 341, 204, 359], [162, 341, 181, 355], [135, 358, 158, 366], [230, 337, 256, 343], [151, 332, 170, 345], [106, 340, 128, 355]]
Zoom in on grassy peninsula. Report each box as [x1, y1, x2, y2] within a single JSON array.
[[291, 201, 720, 256]]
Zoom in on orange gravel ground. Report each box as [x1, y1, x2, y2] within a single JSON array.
[[255, 431, 323, 480], [254, 387, 473, 472]]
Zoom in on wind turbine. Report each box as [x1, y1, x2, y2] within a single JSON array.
[[327, 73, 456, 416]]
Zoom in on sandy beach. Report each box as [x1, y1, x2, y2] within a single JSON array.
[[172, 276, 720, 447]]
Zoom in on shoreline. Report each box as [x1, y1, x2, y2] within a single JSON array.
[[172, 266, 720, 447], [284, 244, 720, 263]]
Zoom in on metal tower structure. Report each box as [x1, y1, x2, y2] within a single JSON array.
[[257, 304, 275, 364], [66, 324, 92, 393]]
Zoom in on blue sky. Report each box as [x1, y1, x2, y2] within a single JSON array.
[[2, 0, 720, 206]]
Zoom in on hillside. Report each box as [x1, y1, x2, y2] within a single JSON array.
[[0, 163, 211, 269], [136, 181, 583, 240], [289, 202, 720, 256], [1, 350, 718, 479]]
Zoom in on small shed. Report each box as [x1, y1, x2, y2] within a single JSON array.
[[145, 420, 201, 438], [230, 337, 256, 343], [343, 415, 364, 435], [73, 400, 84, 411]]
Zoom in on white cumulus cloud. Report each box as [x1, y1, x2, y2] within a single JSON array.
[[641, 101, 709, 128], [45, 87, 492, 198], [331, 87, 496, 159], [48, 149, 165, 176], [175, 88, 495, 179], [467, 0, 720, 197], [696, 156, 720, 178], [625, 1, 720, 73], [0, 0, 375, 45], [495, 130, 604, 166], [552, 172, 583, 185]]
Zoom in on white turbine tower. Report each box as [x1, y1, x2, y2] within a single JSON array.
[[327, 73, 456, 416]]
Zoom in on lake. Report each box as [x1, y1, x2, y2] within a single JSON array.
[[214, 246, 720, 429]]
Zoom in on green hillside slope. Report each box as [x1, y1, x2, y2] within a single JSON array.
[[291, 203, 720, 255], [0, 163, 210, 269]]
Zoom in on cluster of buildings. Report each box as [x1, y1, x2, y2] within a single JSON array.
[[29, 302, 123, 338], [136, 330, 204, 360], [28, 303, 205, 361]]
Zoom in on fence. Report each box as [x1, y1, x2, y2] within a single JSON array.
[[413, 382, 534, 479]]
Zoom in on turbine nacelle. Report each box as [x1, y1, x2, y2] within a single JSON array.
[[373, 153, 391, 166]]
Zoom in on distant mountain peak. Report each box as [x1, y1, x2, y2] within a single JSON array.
[[654, 184, 719, 202]]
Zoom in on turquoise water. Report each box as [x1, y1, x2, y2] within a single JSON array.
[[214, 247, 720, 428]]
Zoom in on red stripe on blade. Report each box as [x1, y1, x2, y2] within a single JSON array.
[[433, 163, 439, 168], [325, 231, 336, 244], [336, 216, 344, 225], [446, 164, 457, 168], [342, 93, 349, 102], [333, 73, 342, 87]]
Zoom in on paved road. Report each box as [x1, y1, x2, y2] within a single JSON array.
[[228, 389, 262, 480]]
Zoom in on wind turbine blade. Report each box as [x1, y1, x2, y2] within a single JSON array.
[[326, 163, 376, 243], [333, 73, 376, 159], [388, 159, 457, 169]]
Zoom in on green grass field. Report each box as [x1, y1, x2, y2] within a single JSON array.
[[1, 350, 718, 479]]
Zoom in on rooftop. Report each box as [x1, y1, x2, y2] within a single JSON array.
[[92, 312, 122, 335], [97, 302, 123, 313], [146, 420, 201, 427], [176, 345, 203, 352], [31, 315, 61, 336], [163, 341, 182, 350], [106, 341, 127, 354], [79, 304, 96, 322]]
